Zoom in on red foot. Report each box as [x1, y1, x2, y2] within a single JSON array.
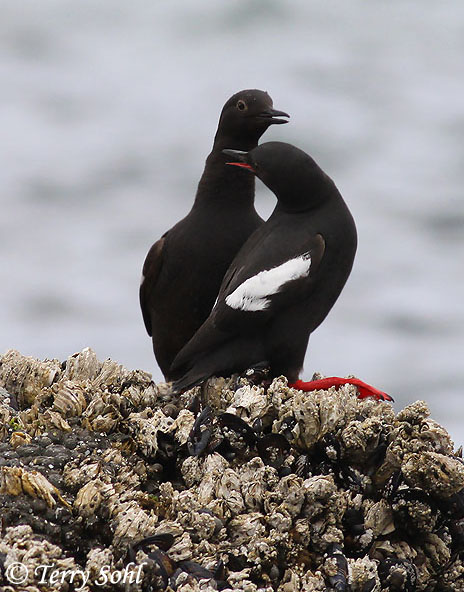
[[289, 377, 394, 402]]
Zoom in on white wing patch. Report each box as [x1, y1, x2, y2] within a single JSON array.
[[225, 252, 312, 312]]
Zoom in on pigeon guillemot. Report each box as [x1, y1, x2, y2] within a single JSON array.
[[170, 141, 392, 402], [140, 90, 289, 380]]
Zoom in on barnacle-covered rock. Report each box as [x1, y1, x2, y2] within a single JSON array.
[[387, 401, 453, 465], [402, 451, 464, 498], [1, 348, 463, 591], [378, 556, 417, 591], [215, 468, 246, 517], [84, 547, 116, 592], [228, 512, 266, 546], [38, 409, 73, 433], [0, 466, 70, 508], [227, 384, 271, 422], [340, 416, 387, 463], [276, 474, 305, 517], [62, 346, 102, 382], [240, 457, 276, 511], [10, 430, 32, 449], [52, 380, 88, 417], [73, 477, 113, 519], [0, 349, 61, 407], [122, 370, 159, 409], [389, 485, 438, 535], [348, 556, 380, 591], [170, 409, 196, 445], [0, 524, 91, 591], [364, 498, 395, 536], [128, 408, 174, 456], [112, 500, 159, 545]]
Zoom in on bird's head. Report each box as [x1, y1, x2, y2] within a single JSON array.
[[215, 90, 289, 150], [224, 141, 333, 211]]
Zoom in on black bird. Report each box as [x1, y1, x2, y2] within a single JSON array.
[[170, 141, 392, 401], [140, 90, 289, 380]]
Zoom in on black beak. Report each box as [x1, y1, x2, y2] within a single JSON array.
[[258, 108, 290, 125], [222, 149, 255, 172], [222, 149, 248, 162]]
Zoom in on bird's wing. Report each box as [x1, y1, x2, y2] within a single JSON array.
[[139, 235, 166, 336], [171, 232, 325, 375], [215, 232, 326, 328]]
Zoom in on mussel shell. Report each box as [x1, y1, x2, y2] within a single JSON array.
[[257, 433, 290, 469], [361, 579, 378, 592], [178, 560, 215, 579], [378, 557, 417, 591], [213, 559, 226, 581], [243, 364, 270, 385], [390, 486, 437, 535], [449, 519, 464, 551], [277, 416, 298, 442], [218, 413, 257, 449], [156, 431, 177, 462], [133, 532, 175, 552], [148, 549, 176, 588], [188, 406, 213, 457], [343, 508, 365, 536], [128, 532, 175, 563], [310, 435, 364, 490], [326, 543, 348, 592], [342, 507, 371, 555], [385, 470, 404, 498], [437, 486, 464, 520], [293, 454, 312, 478]]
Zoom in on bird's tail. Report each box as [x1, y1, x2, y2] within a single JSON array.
[[171, 366, 215, 395], [170, 331, 266, 395], [169, 322, 228, 393]]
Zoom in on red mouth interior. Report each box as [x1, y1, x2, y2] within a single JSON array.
[[226, 162, 254, 171]]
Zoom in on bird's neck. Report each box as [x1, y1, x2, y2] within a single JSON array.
[[193, 138, 257, 209], [275, 172, 339, 213]]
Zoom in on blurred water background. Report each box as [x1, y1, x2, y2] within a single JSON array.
[[1, 1, 463, 445]]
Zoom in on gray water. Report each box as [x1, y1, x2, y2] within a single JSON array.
[[1, 1, 463, 446]]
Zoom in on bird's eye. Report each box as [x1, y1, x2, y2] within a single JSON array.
[[236, 100, 247, 111]]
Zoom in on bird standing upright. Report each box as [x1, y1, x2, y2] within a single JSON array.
[[170, 141, 392, 402], [140, 90, 289, 380]]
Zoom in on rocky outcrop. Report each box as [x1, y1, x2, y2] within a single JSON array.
[[0, 348, 463, 591]]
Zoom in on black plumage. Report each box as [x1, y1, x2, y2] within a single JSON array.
[[140, 90, 289, 379], [170, 141, 358, 393]]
